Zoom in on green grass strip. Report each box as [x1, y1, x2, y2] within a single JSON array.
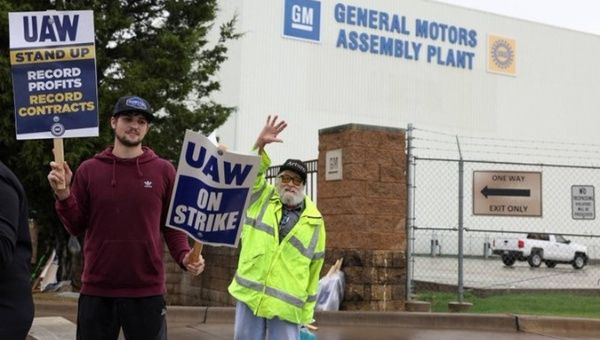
[[417, 291, 600, 318]]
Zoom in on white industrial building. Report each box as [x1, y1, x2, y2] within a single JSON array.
[[211, 0, 600, 165], [208, 0, 600, 264]]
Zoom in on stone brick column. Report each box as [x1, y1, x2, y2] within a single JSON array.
[[318, 124, 407, 311], [164, 245, 238, 306]]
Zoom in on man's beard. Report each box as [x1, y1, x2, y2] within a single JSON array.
[[116, 133, 143, 147], [278, 186, 305, 207]]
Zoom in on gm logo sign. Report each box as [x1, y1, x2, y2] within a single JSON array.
[[283, 0, 321, 42]]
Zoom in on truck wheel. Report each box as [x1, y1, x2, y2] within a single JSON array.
[[528, 252, 542, 267], [545, 261, 556, 268], [501, 255, 516, 266], [572, 253, 586, 270]]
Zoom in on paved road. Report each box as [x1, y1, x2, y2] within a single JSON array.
[[31, 300, 600, 340], [29, 316, 597, 340], [167, 323, 595, 340]]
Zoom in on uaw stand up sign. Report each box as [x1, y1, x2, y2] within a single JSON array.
[[9, 10, 99, 189], [166, 131, 260, 249], [9, 10, 99, 140]]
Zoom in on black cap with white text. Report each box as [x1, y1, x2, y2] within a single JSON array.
[[278, 159, 307, 183], [112, 95, 154, 122]]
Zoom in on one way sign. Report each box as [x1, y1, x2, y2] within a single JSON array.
[[473, 171, 542, 217]]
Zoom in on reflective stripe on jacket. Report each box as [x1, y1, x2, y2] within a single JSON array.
[[228, 151, 326, 324]]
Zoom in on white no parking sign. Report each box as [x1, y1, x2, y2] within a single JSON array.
[[572, 185, 595, 220]]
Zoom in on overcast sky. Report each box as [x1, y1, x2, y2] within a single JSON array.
[[434, 0, 600, 35]]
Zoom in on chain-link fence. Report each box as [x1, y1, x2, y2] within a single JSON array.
[[407, 125, 600, 302]]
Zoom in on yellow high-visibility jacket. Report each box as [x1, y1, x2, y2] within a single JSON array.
[[228, 150, 326, 324]]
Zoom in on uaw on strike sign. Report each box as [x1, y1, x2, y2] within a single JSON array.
[[166, 131, 260, 247], [9, 10, 98, 139]]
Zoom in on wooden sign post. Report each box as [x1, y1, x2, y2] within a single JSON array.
[[190, 242, 203, 262], [53, 138, 66, 190]]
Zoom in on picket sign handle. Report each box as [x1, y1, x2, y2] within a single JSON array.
[[325, 258, 344, 277], [53, 138, 65, 190], [191, 242, 203, 262], [305, 324, 318, 331]]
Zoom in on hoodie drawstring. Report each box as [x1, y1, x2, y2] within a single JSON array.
[[111, 159, 117, 187], [100, 147, 152, 187], [136, 158, 143, 178]]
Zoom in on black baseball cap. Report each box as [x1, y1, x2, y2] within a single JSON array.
[[112, 95, 154, 122], [278, 159, 307, 183]]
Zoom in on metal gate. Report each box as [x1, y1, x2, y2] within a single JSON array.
[[406, 125, 600, 302]]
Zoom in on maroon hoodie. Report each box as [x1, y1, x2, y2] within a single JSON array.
[[55, 146, 190, 297]]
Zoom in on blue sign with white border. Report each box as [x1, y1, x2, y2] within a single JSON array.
[[283, 0, 321, 42], [8, 10, 99, 140], [166, 130, 260, 248]]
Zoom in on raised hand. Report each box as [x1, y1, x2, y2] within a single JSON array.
[[254, 115, 288, 151]]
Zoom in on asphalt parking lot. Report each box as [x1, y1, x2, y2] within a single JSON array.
[[413, 256, 600, 289]]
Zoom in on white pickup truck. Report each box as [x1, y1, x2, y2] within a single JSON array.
[[492, 233, 588, 269]]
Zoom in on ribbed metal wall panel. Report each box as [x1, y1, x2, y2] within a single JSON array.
[[211, 0, 600, 164]]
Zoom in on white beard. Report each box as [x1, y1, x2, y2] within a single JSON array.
[[278, 186, 305, 207]]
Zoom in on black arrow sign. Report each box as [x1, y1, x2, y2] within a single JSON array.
[[481, 186, 530, 198]]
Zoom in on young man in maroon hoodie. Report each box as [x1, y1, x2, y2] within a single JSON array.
[[47, 95, 205, 340]]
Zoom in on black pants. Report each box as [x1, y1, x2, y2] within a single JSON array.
[[76, 294, 167, 340], [0, 282, 34, 340]]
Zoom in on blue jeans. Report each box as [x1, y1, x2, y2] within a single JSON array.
[[234, 301, 300, 340]]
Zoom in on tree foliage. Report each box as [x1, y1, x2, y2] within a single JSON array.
[[0, 0, 239, 271]]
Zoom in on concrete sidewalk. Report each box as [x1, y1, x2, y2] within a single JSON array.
[[32, 299, 600, 339]]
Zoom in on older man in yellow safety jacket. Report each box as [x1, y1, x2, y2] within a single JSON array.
[[228, 115, 326, 340]]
